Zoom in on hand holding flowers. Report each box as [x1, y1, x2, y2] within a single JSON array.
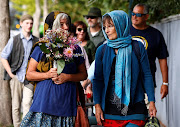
[[53, 73, 68, 85], [39, 28, 83, 74]]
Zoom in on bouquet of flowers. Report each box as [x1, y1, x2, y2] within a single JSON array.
[[38, 28, 83, 74]]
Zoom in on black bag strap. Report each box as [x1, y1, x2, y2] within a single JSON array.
[[100, 44, 107, 61], [132, 40, 141, 62]]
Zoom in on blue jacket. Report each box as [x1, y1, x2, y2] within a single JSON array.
[[93, 41, 155, 115]]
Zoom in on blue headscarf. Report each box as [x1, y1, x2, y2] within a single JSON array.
[[102, 10, 132, 110]]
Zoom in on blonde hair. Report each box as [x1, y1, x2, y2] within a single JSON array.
[[20, 14, 33, 22]]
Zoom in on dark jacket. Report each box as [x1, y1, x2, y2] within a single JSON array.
[[93, 41, 155, 110], [88, 28, 105, 47]]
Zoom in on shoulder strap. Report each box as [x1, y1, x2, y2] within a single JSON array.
[[132, 40, 141, 62], [101, 44, 107, 61], [132, 40, 146, 92]]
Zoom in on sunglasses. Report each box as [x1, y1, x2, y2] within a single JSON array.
[[77, 28, 87, 32], [132, 12, 147, 17], [86, 16, 97, 19]]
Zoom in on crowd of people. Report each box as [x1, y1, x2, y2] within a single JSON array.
[[1, 3, 169, 127]]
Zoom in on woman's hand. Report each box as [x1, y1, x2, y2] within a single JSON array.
[[47, 68, 58, 79], [82, 79, 91, 90], [149, 101, 157, 117], [53, 73, 69, 84], [95, 104, 104, 126], [84, 85, 93, 99]]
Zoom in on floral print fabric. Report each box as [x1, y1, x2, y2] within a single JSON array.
[[20, 111, 75, 127]]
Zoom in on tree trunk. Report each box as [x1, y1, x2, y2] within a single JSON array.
[[43, 0, 48, 23], [33, 0, 41, 37], [0, 0, 13, 126]]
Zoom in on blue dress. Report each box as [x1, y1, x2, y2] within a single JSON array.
[[20, 45, 84, 127]]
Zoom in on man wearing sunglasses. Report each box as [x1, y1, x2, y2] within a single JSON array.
[[83, 7, 105, 47], [130, 4, 169, 100]]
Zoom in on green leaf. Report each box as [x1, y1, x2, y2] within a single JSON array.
[[51, 43, 57, 48], [39, 43, 51, 54], [55, 50, 59, 55], [57, 59, 65, 74], [55, 38, 63, 43]]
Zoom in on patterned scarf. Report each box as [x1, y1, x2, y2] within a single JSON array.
[[102, 10, 132, 115]]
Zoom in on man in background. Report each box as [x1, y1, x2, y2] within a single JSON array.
[[130, 3, 169, 99], [83, 7, 105, 47], [1, 14, 38, 127]]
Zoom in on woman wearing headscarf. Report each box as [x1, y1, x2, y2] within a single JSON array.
[[20, 11, 87, 127], [93, 10, 156, 127]]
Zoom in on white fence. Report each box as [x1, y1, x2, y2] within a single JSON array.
[[152, 14, 180, 127]]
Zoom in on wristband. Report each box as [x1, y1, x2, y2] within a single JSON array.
[[162, 82, 169, 86]]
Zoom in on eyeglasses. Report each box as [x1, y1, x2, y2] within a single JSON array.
[[85, 16, 97, 19], [77, 28, 87, 32], [103, 24, 114, 30], [132, 12, 147, 17]]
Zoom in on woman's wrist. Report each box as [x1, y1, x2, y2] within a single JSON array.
[[45, 71, 51, 79], [95, 104, 101, 109], [149, 101, 155, 105], [59, 73, 70, 82], [86, 85, 91, 89]]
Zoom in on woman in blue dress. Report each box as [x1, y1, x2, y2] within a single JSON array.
[[20, 12, 87, 127]]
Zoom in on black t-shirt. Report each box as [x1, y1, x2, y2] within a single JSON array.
[[130, 25, 169, 87]]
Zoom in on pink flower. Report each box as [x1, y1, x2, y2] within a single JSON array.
[[63, 47, 73, 58], [69, 44, 76, 50], [67, 36, 79, 45]]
